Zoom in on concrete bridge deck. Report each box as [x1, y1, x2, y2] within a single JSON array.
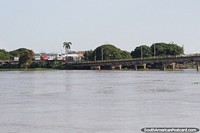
[[69, 54, 200, 71]]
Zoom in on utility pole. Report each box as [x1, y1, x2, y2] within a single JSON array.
[[141, 46, 143, 59], [101, 48, 103, 61], [86, 51, 88, 61], [94, 50, 96, 61], [154, 43, 156, 57]]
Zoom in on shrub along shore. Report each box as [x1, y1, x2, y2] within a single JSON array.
[[1, 42, 185, 70]]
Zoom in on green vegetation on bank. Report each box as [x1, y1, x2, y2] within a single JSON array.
[[9, 48, 30, 57], [19, 50, 35, 69], [0, 48, 31, 60], [0, 68, 57, 72], [0, 48, 35, 69], [85, 44, 132, 61], [0, 42, 185, 70], [0, 49, 10, 60], [131, 42, 184, 58]]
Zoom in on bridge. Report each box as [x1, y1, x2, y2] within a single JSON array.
[[68, 54, 200, 71]]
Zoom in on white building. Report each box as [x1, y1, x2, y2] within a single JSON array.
[[46, 54, 57, 61], [13, 57, 19, 62], [34, 54, 41, 61], [66, 54, 82, 62], [56, 54, 66, 61]]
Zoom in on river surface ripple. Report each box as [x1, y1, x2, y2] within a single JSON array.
[[0, 70, 200, 133]]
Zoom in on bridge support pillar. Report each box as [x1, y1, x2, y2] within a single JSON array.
[[162, 63, 176, 71], [111, 65, 122, 70], [91, 65, 101, 70], [172, 63, 176, 71], [143, 63, 147, 70], [135, 63, 147, 70], [135, 65, 138, 71], [197, 63, 200, 71], [135, 63, 147, 71], [162, 64, 166, 71]]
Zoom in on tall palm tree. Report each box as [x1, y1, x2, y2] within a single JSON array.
[[63, 42, 72, 54]]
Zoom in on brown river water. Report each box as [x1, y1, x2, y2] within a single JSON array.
[[0, 70, 200, 133]]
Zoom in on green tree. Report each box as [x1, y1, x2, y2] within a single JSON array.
[[90, 44, 131, 61], [131, 45, 152, 58], [120, 50, 132, 59], [151, 43, 166, 56], [0, 49, 10, 60], [166, 44, 184, 55], [19, 50, 35, 69], [150, 42, 184, 56], [83, 50, 93, 61], [63, 42, 72, 54], [9, 48, 29, 57]]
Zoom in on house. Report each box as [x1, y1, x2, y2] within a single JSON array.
[[46, 54, 57, 61], [34, 54, 41, 61], [66, 54, 82, 62], [41, 53, 48, 61], [75, 51, 85, 56], [13, 57, 19, 62], [56, 54, 66, 61]]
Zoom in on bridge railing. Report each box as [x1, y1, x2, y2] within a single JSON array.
[[69, 53, 200, 64]]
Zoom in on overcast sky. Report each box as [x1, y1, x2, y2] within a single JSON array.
[[0, 0, 200, 54]]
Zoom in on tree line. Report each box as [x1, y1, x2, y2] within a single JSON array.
[[131, 42, 184, 58], [0, 42, 184, 69], [0, 48, 35, 69], [84, 42, 184, 61]]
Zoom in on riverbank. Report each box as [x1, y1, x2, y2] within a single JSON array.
[[0, 62, 196, 71], [0, 68, 55, 71], [0, 67, 195, 72]]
